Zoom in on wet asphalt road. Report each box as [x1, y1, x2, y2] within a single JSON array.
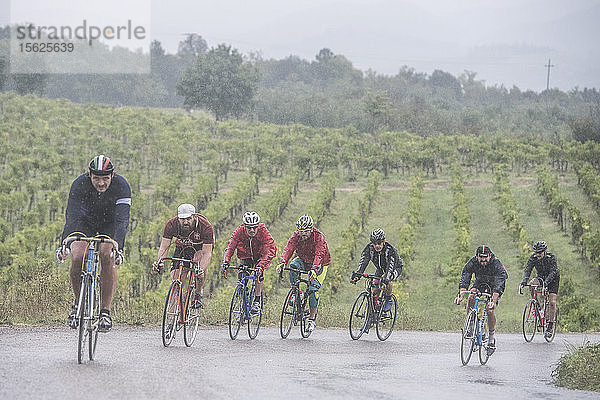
[[1, 325, 599, 400]]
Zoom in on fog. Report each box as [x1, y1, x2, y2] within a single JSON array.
[[2, 0, 599, 91]]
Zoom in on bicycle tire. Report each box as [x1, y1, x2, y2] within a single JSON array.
[[349, 292, 369, 340], [300, 296, 312, 338], [89, 276, 101, 360], [162, 281, 180, 347], [248, 294, 262, 339], [479, 316, 490, 365], [376, 294, 397, 341], [280, 288, 297, 338], [460, 309, 476, 365], [183, 283, 201, 347], [228, 285, 243, 340], [522, 299, 537, 342], [77, 275, 90, 364], [544, 306, 559, 343]]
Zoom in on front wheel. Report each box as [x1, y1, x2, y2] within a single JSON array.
[[300, 297, 312, 338], [280, 288, 297, 339], [460, 309, 476, 366], [77, 275, 90, 364], [376, 294, 397, 341], [184, 286, 201, 347], [162, 281, 180, 347], [349, 292, 369, 340], [228, 285, 243, 340], [248, 294, 262, 339], [522, 299, 537, 342], [479, 316, 490, 365], [89, 277, 101, 360]]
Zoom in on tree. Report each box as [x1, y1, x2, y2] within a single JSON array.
[[570, 103, 600, 143], [177, 33, 208, 61], [176, 44, 260, 120]]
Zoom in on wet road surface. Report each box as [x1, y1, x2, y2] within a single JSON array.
[[1, 325, 599, 399]]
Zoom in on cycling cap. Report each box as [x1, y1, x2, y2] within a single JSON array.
[[296, 214, 313, 231], [178, 203, 196, 219], [89, 155, 114, 176], [370, 228, 385, 244], [533, 241, 547, 253], [476, 245, 492, 257], [243, 211, 260, 227]]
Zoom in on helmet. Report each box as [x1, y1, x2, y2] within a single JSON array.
[[296, 214, 313, 231], [242, 211, 260, 227], [370, 228, 385, 244], [533, 241, 547, 253], [89, 155, 114, 176], [476, 245, 492, 257]]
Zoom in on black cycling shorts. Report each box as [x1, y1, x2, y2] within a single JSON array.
[[541, 272, 560, 294], [69, 222, 114, 243], [172, 246, 197, 271]]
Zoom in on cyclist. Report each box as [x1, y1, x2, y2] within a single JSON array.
[[276, 214, 330, 333], [350, 229, 403, 329], [56, 155, 131, 332], [519, 240, 560, 339], [221, 211, 277, 313], [454, 245, 507, 355], [152, 203, 214, 309]]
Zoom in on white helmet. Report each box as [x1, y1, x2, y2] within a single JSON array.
[[242, 211, 260, 227]]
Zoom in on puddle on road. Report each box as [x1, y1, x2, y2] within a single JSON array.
[[469, 378, 504, 386]]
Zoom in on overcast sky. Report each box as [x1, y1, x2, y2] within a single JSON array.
[[3, 0, 599, 91]]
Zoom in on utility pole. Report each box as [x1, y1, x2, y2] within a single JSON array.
[[545, 59, 554, 91]]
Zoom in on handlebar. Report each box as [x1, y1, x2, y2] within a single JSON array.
[[457, 289, 493, 299], [519, 278, 547, 295], [159, 257, 199, 266], [63, 234, 118, 251]]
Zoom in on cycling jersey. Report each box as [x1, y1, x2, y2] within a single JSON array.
[[162, 214, 214, 250], [356, 242, 403, 281], [522, 252, 560, 287], [459, 253, 507, 295], [280, 228, 331, 272], [223, 223, 277, 269], [61, 173, 131, 250]]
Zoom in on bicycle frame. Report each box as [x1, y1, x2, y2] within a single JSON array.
[[520, 278, 558, 342], [226, 264, 263, 340], [280, 267, 314, 338], [349, 273, 397, 341], [459, 288, 492, 365]]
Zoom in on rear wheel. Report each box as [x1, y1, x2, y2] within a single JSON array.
[[376, 294, 397, 341], [162, 281, 180, 347], [522, 299, 537, 342], [544, 306, 559, 343], [77, 276, 90, 364], [349, 292, 369, 340], [228, 285, 243, 340], [460, 309, 476, 366], [280, 288, 297, 339], [479, 316, 490, 365]]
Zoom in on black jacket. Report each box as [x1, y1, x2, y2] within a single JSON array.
[[521, 252, 559, 286], [356, 242, 403, 281], [459, 254, 507, 295]]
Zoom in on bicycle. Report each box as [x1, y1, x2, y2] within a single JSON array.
[[279, 266, 317, 339], [457, 287, 493, 366], [520, 278, 560, 343], [223, 264, 263, 340], [348, 273, 397, 341], [159, 256, 203, 347], [63, 233, 118, 364]]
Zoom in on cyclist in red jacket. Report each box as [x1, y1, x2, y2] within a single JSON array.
[[276, 214, 330, 333], [221, 212, 277, 313]]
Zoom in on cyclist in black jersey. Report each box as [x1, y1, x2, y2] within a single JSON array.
[[519, 240, 560, 338], [56, 155, 131, 332], [350, 229, 403, 316]]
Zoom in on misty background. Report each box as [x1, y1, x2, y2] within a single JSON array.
[[1, 0, 599, 91]]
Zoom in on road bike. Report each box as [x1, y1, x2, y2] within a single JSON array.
[[348, 273, 397, 341], [160, 256, 203, 347], [520, 278, 559, 343], [458, 287, 493, 365], [224, 264, 262, 340], [63, 233, 118, 364], [279, 266, 317, 339]]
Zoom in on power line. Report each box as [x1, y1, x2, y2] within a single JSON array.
[[545, 59, 554, 90]]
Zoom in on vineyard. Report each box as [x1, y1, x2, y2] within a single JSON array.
[[1, 91, 600, 333]]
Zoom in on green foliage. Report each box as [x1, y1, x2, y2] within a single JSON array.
[[553, 342, 600, 392]]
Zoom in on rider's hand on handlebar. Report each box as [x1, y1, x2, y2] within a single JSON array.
[[55, 246, 69, 262], [152, 260, 164, 274], [221, 262, 229, 279], [115, 250, 124, 266], [276, 262, 285, 274], [454, 294, 463, 305], [350, 272, 360, 284]]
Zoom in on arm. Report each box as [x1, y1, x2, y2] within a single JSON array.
[[258, 226, 277, 268], [223, 226, 241, 263], [385, 245, 402, 281], [544, 254, 559, 284], [355, 245, 371, 275], [113, 178, 132, 250], [280, 233, 298, 265], [311, 233, 329, 271], [522, 256, 534, 284], [195, 243, 213, 273], [61, 177, 85, 243]]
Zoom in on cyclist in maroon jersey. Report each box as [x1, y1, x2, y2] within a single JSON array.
[[221, 211, 277, 313], [153, 203, 214, 309], [276, 214, 330, 333]]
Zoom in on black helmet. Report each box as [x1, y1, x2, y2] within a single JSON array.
[[533, 241, 547, 253], [476, 245, 492, 257], [370, 228, 385, 244], [89, 155, 114, 176]]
